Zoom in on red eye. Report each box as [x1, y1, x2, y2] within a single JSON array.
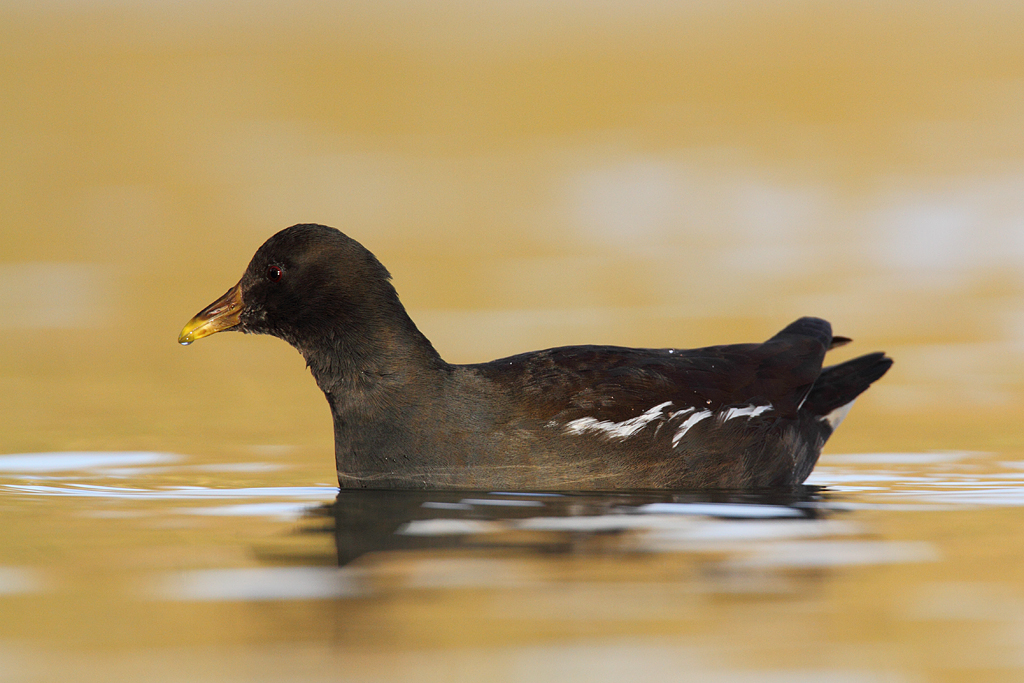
[[266, 265, 283, 282]]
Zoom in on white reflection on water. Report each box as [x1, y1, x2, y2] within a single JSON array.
[[637, 502, 804, 518], [399, 519, 506, 536], [724, 541, 938, 570], [175, 501, 315, 521], [421, 501, 474, 510], [0, 451, 180, 472], [515, 514, 694, 532], [4, 483, 336, 501], [400, 513, 863, 545], [397, 510, 914, 571], [150, 567, 363, 601], [884, 489, 1024, 506], [459, 497, 546, 507]]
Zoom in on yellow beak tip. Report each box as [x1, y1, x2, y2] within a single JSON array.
[[178, 284, 244, 347], [177, 317, 206, 346]]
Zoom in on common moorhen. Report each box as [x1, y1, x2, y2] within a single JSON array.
[[179, 224, 892, 490]]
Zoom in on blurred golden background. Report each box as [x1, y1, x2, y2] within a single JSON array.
[[4, 0, 1024, 467], [7, 3, 1024, 682]]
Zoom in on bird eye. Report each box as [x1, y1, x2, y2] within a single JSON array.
[[266, 265, 283, 283]]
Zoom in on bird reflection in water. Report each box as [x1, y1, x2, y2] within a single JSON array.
[[315, 488, 830, 566]]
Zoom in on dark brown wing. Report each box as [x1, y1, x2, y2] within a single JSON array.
[[471, 317, 834, 423]]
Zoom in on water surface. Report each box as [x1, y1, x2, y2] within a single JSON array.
[[2, 449, 1024, 682]]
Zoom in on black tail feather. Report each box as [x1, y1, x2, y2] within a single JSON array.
[[803, 352, 893, 416]]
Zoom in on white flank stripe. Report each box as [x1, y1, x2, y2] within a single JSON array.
[[561, 400, 776, 449], [719, 403, 773, 422], [672, 410, 713, 447], [562, 401, 673, 441], [821, 400, 855, 430]]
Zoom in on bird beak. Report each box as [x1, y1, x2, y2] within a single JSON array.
[[178, 284, 244, 345]]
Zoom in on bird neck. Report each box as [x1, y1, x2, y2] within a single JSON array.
[[296, 304, 447, 400]]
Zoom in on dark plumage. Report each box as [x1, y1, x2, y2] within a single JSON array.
[[179, 224, 892, 490]]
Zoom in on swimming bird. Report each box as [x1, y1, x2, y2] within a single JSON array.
[[179, 224, 892, 490]]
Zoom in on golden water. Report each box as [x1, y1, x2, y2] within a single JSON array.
[[4, 1, 1024, 681]]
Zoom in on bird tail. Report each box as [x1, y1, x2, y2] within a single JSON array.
[[803, 351, 893, 418]]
